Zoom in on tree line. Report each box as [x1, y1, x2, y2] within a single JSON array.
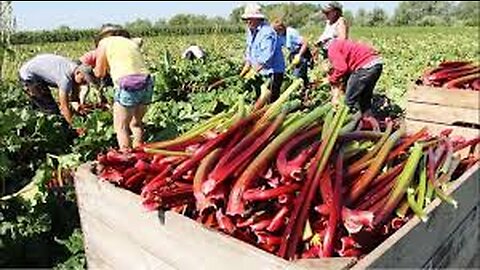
[[10, 1, 479, 45]]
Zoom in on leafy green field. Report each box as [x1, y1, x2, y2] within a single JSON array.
[[4, 26, 479, 106]]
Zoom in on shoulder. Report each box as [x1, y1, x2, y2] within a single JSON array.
[[260, 23, 275, 36], [337, 17, 348, 26]]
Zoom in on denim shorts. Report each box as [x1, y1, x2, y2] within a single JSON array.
[[114, 75, 154, 107]]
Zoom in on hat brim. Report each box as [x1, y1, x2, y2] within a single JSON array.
[[241, 14, 266, 20]]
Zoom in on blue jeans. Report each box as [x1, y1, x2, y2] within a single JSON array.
[[114, 75, 154, 107]]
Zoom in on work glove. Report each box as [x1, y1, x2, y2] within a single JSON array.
[[244, 69, 258, 80], [292, 54, 301, 66], [239, 65, 250, 78]]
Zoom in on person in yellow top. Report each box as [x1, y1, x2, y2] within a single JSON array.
[[94, 26, 153, 151]]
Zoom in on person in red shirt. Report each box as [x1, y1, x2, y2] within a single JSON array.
[[320, 37, 383, 117]]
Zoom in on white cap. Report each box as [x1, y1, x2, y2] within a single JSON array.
[[241, 3, 266, 20]]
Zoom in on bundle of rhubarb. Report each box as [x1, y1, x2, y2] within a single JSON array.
[[418, 60, 480, 90], [94, 79, 480, 260]]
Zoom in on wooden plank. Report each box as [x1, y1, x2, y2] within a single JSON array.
[[406, 119, 479, 140], [81, 212, 176, 270], [292, 258, 357, 270], [74, 163, 352, 270], [407, 84, 480, 109], [350, 164, 479, 269], [406, 102, 480, 126]]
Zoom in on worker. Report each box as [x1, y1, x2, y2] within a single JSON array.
[[272, 19, 312, 88], [182, 44, 206, 60], [93, 26, 153, 151], [18, 53, 98, 129], [316, 1, 349, 46], [319, 37, 383, 119], [78, 34, 143, 104], [239, 3, 285, 102]]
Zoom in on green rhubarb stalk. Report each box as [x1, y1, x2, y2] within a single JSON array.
[[417, 155, 427, 209], [226, 102, 332, 216], [374, 142, 423, 226], [347, 124, 405, 205], [143, 148, 192, 157], [321, 109, 335, 141], [434, 186, 458, 208], [407, 187, 428, 222], [347, 122, 393, 177], [256, 78, 303, 127], [339, 111, 362, 134], [425, 180, 435, 205], [280, 111, 303, 131], [395, 199, 410, 218], [145, 111, 229, 149], [254, 79, 272, 110]]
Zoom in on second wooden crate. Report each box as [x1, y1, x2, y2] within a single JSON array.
[[406, 84, 479, 139]]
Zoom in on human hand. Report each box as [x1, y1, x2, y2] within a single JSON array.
[[292, 54, 301, 66], [244, 69, 258, 80], [320, 77, 330, 86], [239, 65, 250, 77], [76, 127, 87, 137], [331, 86, 341, 108]]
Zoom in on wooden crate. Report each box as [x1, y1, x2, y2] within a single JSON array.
[[74, 162, 479, 270], [406, 84, 479, 139]]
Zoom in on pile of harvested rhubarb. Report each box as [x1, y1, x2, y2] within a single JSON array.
[[94, 79, 480, 260], [417, 60, 480, 90]]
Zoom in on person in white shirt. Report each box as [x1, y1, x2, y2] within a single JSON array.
[[316, 2, 349, 46], [182, 44, 206, 60]]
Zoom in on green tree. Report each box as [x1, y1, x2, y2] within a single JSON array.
[[367, 7, 388, 26], [393, 1, 453, 26], [355, 8, 368, 26], [454, 1, 480, 26], [125, 18, 153, 30]]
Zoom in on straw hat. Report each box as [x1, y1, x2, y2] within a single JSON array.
[[241, 3, 266, 20]]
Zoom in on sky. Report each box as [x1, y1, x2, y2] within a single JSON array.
[[12, 1, 401, 31]]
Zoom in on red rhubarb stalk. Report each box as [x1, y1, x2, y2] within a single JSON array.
[[279, 104, 348, 260], [193, 149, 222, 212], [204, 112, 285, 195], [226, 103, 332, 216], [243, 184, 300, 202], [322, 149, 344, 257]]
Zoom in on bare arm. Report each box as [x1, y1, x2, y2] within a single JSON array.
[[298, 36, 309, 57], [337, 17, 349, 40], [58, 90, 73, 126], [94, 44, 108, 78]]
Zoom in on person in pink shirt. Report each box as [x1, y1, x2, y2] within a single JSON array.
[[79, 50, 97, 67], [320, 37, 383, 117]]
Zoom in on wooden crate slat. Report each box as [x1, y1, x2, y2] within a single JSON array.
[[406, 119, 479, 140], [408, 84, 480, 110], [406, 102, 480, 126]]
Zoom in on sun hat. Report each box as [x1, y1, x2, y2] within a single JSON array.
[[322, 1, 343, 13], [241, 3, 266, 20]]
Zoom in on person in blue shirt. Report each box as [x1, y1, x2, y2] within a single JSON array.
[[272, 19, 312, 89], [239, 3, 285, 102]]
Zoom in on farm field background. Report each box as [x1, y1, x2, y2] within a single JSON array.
[[4, 26, 479, 106]]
